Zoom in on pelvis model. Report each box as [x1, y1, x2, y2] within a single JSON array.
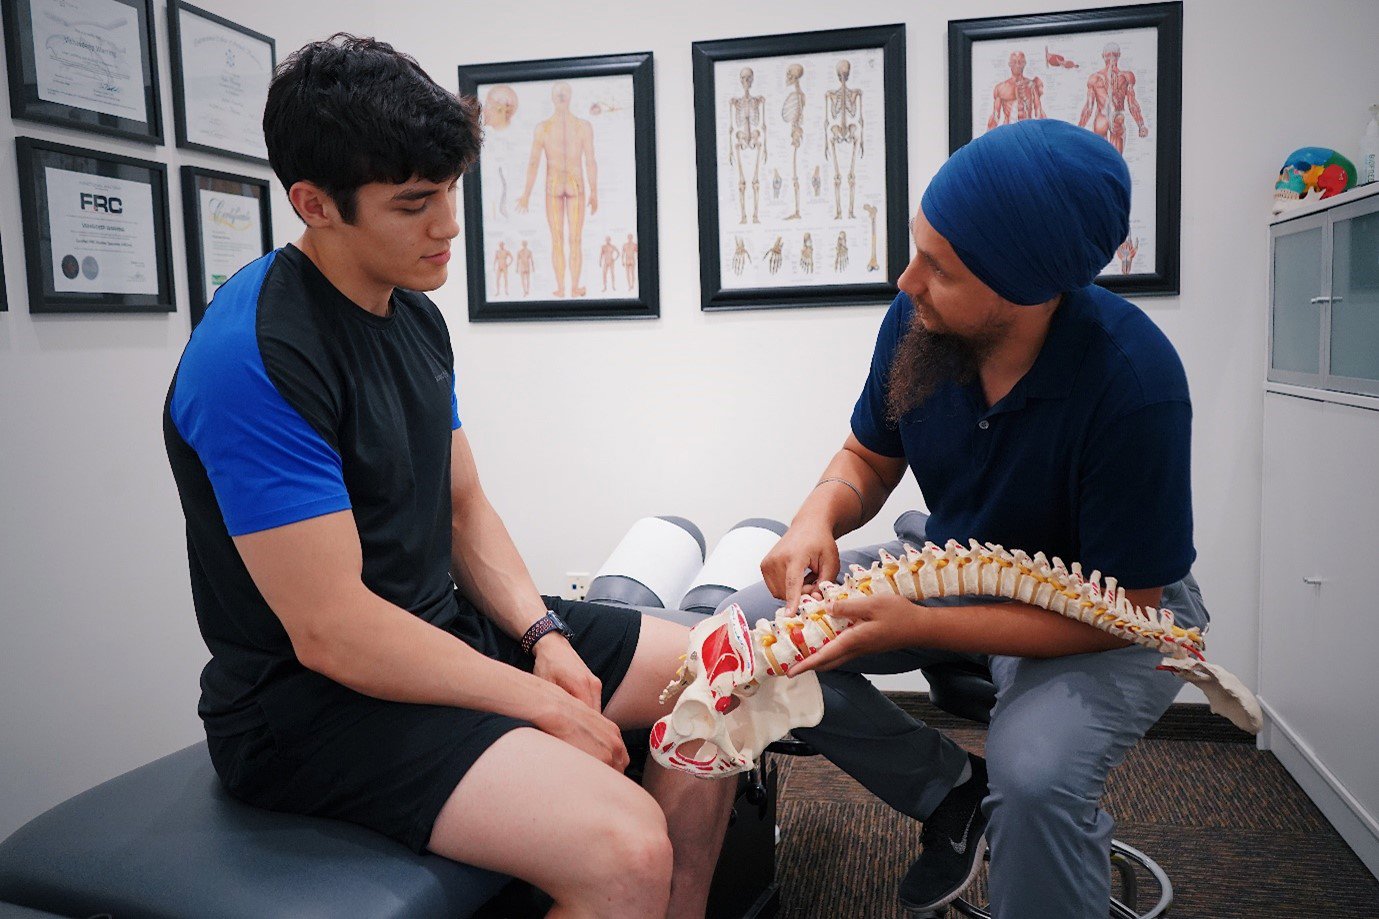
[[651, 539, 1262, 777]]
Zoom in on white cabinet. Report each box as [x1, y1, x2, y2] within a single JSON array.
[[1260, 393, 1379, 870], [1269, 185, 1379, 396], [1261, 185, 1379, 876]]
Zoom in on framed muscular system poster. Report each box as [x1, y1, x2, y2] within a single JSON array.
[[692, 24, 908, 311], [458, 52, 658, 321], [949, 2, 1183, 297]]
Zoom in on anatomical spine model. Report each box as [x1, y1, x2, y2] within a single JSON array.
[[651, 540, 1263, 777]]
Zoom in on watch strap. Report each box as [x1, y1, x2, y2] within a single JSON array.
[[520, 611, 570, 655]]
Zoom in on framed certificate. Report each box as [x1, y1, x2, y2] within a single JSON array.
[[16, 137, 174, 313], [457, 52, 659, 322], [2, 0, 163, 143], [181, 166, 273, 328], [692, 24, 908, 311], [168, 1, 275, 163]]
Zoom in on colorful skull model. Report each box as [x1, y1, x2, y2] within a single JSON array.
[[1273, 147, 1356, 213], [648, 604, 825, 776]]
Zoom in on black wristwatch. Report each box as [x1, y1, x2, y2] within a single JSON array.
[[520, 609, 574, 655]]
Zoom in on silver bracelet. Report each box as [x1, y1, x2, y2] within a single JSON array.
[[815, 476, 865, 527]]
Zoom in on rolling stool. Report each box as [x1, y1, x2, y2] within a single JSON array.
[[921, 659, 1173, 919]]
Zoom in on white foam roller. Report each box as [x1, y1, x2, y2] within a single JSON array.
[[691, 521, 784, 593], [592, 516, 705, 609]]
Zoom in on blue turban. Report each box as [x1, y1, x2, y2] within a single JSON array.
[[920, 119, 1131, 306]]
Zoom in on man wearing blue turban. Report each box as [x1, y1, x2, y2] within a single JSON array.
[[732, 120, 1204, 917]]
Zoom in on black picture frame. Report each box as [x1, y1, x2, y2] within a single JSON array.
[[691, 24, 908, 312], [457, 52, 659, 322], [0, 230, 8, 312], [948, 2, 1183, 297], [167, 0, 275, 164], [2, 0, 163, 144], [15, 136, 174, 313], [180, 165, 273, 328]]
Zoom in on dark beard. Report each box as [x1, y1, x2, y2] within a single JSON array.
[[885, 309, 1004, 425]]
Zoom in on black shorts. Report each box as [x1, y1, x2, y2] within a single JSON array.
[[206, 593, 642, 853]]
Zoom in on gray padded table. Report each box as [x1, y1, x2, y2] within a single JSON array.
[[0, 742, 510, 919]]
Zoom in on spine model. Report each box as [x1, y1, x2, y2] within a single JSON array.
[[752, 539, 1204, 677], [653, 539, 1261, 778]]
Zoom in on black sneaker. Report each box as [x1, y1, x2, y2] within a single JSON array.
[[898, 753, 989, 915]]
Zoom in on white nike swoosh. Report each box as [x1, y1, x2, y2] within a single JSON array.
[[949, 806, 979, 855]]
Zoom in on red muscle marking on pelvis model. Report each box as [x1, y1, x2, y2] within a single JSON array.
[[701, 624, 741, 686]]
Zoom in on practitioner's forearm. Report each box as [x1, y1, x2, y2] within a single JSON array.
[[792, 444, 901, 539]]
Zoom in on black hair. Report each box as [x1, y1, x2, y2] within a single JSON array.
[[264, 34, 481, 223]]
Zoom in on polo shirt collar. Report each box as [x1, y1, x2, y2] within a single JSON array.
[[1016, 287, 1096, 399]]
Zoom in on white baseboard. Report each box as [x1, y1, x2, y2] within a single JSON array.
[[1259, 698, 1379, 879]]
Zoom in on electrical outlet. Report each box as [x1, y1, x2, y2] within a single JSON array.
[[566, 572, 590, 602]]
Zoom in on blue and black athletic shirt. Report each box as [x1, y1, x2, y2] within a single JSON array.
[[164, 245, 463, 736]]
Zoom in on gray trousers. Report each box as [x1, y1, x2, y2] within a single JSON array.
[[720, 539, 1208, 919]]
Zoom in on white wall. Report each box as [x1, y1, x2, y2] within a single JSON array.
[[3, 0, 1378, 840]]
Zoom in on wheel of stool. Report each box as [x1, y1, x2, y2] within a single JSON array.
[[945, 839, 1172, 919]]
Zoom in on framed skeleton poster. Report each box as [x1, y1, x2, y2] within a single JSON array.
[[949, 3, 1183, 297], [457, 52, 658, 322], [692, 24, 907, 312]]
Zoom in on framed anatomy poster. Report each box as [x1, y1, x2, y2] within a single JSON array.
[[2, 0, 164, 143], [458, 52, 659, 321], [949, 2, 1183, 296], [15, 136, 174, 313], [181, 165, 273, 328], [692, 24, 908, 311]]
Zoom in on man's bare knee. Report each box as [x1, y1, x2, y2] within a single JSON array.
[[551, 801, 672, 913]]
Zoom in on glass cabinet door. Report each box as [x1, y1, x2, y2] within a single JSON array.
[[1270, 219, 1326, 383], [1328, 198, 1379, 396]]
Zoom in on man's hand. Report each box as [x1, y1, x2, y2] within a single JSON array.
[[789, 593, 923, 675], [532, 681, 629, 771], [588, 191, 599, 215], [532, 636, 601, 711], [760, 521, 840, 614], [516, 195, 530, 213]]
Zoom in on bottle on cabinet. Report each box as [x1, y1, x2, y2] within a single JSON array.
[[1360, 104, 1379, 186]]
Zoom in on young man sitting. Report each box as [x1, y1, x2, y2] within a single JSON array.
[[163, 35, 734, 918]]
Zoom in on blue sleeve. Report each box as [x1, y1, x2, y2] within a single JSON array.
[[170, 308, 351, 538], [849, 293, 909, 458], [1076, 400, 1195, 589], [451, 371, 461, 430]]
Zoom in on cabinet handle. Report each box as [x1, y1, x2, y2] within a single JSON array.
[[1302, 577, 1326, 585], [1309, 296, 1332, 304]]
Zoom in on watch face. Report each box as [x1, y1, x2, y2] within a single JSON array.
[[548, 611, 571, 635]]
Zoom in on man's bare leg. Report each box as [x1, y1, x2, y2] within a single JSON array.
[[429, 729, 672, 918], [605, 615, 737, 919], [546, 194, 566, 296], [568, 196, 587, 296]]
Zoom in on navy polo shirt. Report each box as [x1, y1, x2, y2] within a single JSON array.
[[852, 287, 1194, 590]]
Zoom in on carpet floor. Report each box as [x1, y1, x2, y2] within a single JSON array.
[[771, 697, 1379, 918]]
